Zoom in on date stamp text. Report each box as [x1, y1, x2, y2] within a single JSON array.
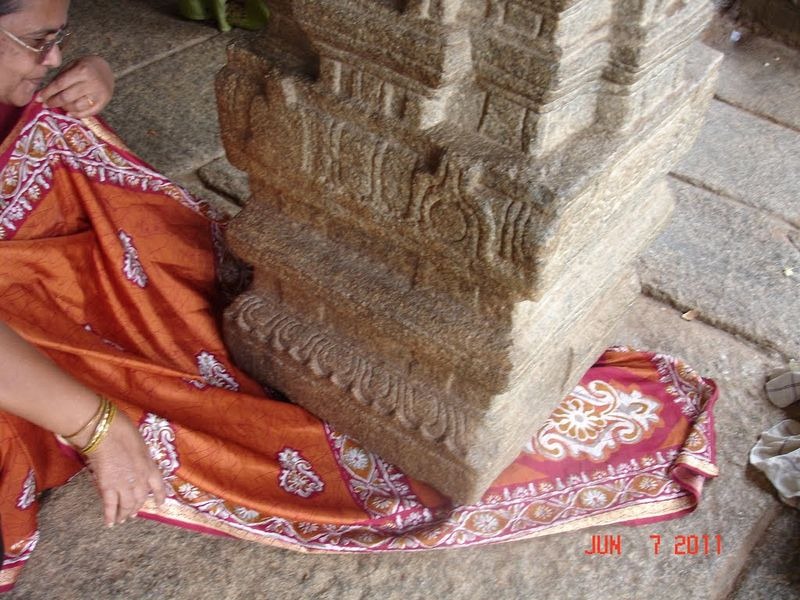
[[583, 534, 723, 556]]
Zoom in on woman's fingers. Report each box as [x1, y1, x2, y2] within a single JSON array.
[[87, 410, 167, 525], [100, 473, 153, 525], [148, 470, 167, 507], [110, 477, 151, 524], [40, 85, 82, 108], [45, 84, 102, 115], [37, 64, 82, 105], [101, 487, 119, 528], [66, 97, 100, 119], [42, 84, 102, 117], [116, 489, 137, 524], [131, 483, 148, 514], [37, 56, 114, 117], [39, 71, 92, 109]]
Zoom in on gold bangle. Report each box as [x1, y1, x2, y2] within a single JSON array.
[[63, 395, 104, 439], [81, 400, 115, 455], [80, 399, 117, 455], [76, 396, 110, 452]]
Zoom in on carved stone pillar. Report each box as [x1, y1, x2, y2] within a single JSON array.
[[216, 0, 721, 503]]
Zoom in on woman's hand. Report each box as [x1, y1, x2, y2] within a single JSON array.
[[37, 55, 114, 118], [82, 411, 166, 526]]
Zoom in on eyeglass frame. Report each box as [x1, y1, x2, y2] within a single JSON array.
[[0, 25, 69, 60]]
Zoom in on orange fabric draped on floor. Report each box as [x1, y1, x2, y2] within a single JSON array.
[[0, 104, 718, 592]]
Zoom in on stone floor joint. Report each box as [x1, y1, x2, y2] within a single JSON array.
[[115, 32, 222, 80], [639, 283, 794, 361], [713, 94, 800, 135], [668, 172, 800, 231]]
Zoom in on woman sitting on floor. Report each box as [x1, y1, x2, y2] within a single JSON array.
[[0, 0, 719, 593]]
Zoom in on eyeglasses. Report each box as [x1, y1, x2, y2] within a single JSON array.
[[0, 26, 69, 60]]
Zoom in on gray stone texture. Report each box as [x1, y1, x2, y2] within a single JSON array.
[[173, 172, 242, 220], [57, 0, 247, 225], [216, 0, 722, 502], [673, 99, 800, 227], [103, 34, 233, 177], [64, 1, 255, 178], [10, 298, 786, 600], [705, 30, 800, 131], [729, 506, 800, 599], [649, 19, 800, 366], [639, 179, 800, 359], [198, 157, 251, 204], [65, 0, 217, 76], [65, 1, 269, 181]]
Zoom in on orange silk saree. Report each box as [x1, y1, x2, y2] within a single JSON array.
[[0, 104, 718, 592]]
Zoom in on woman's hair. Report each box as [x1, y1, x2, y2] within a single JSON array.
[[0, 1, 19, 16]]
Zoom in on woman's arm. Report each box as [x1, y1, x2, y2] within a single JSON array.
[[0, 322, 165, 526]]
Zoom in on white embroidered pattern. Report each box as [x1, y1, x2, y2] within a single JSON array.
[[118, 230, 148, 288], [277, 448, 325, 498], [653, 353, 709, 418], [325, 425, 425, 518], [158, 448, 699, 553], [195, 351, 240, 391], [0, 110, 215, 240], [16, 469, 36, 510], [140, 413, 180, 478], [676, 411, 716, 473], [528, 380, 662, 462], [4, 531, 39, 566]]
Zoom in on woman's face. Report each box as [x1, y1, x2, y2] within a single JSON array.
[[0, 0, 70, 106]]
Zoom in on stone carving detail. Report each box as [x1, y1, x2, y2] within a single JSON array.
[[217, 0, 721, 501], [231, 294, 469, 455], [297, 106, 419, 220], [417, 161, 493, 260]]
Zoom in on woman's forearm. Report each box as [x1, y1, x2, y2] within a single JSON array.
[[0, 321, 101, 442], [0, 322, 165, 526]]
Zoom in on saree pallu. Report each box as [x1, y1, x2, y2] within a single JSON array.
[[0, 103, 719, 591]]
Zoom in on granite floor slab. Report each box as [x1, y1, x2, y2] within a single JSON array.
[[66, 0, 218, 77], [103, 34, 234, 177], [729, 505, 800, 600], [704, 19, 800, 131], [673, 99, 800, 228], [198, 157, 251, 205], [639, 178, 800, 359], [65, 1, 246, 178]]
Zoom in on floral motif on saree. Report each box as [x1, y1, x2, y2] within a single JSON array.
[[194, 351, 240, 391], [531, 380, 663, 461], [140, 414, 180, 478], [277, 449, 325, 498], [118, 230, 148, 288], [15, 470, 36, 511]]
